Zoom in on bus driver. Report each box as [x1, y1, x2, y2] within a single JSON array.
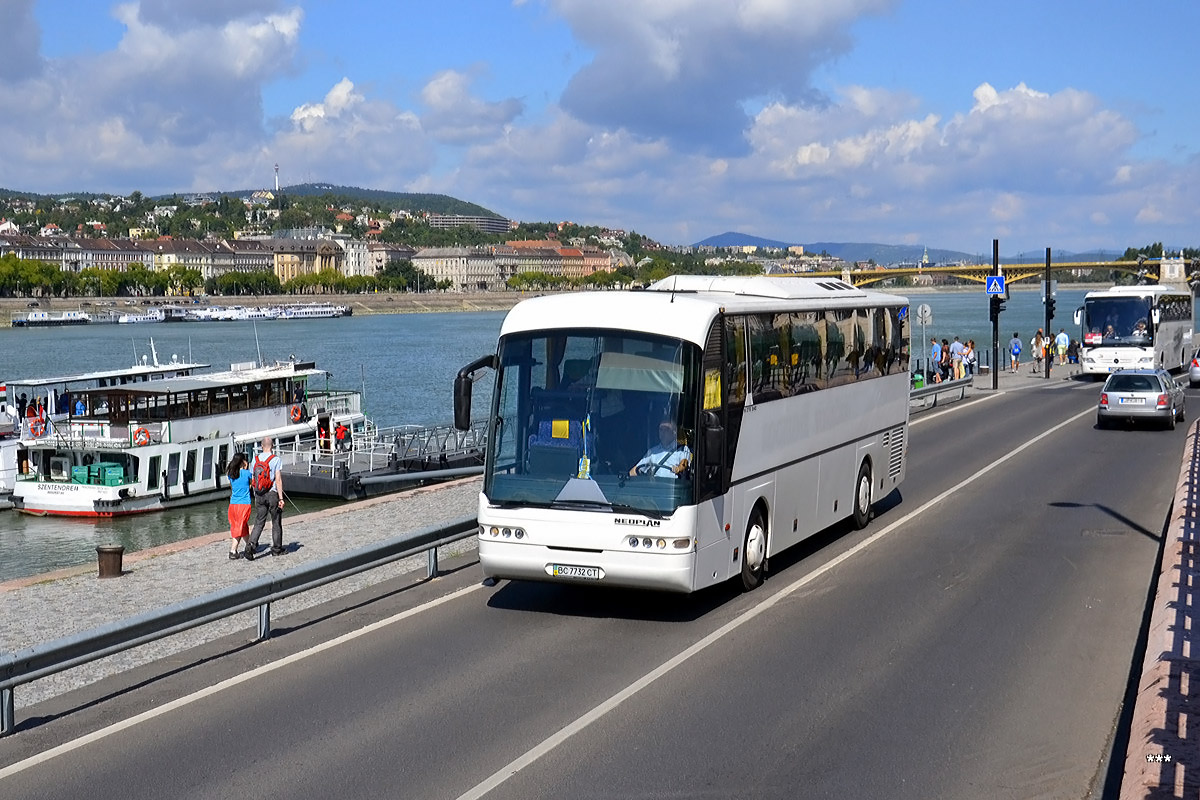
[[629, 419, 691, 478]]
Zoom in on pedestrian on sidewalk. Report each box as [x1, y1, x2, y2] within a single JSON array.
[[1055, 328, 1070, 365], [930, 337, 942, 383], [950, 336, 965, 380], [1009, 332, 1022, 372], [940, 338, 951, 382], [225, 453, 252, 560], [962, 339, 977, 376], [246, 435, 286, 559], [1031, 330, 1044, 373]]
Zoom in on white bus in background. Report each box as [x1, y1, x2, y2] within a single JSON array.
[[1074, 285, 1193, 376], [454, 275, 911, 594]]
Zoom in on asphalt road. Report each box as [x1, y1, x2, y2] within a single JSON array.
[[0, 376, 1183, 799]]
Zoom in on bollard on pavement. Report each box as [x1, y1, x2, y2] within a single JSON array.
[[96, 545, 125, 578]]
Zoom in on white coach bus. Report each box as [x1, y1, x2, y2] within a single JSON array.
[[1074, 284, 1193, 376], [453, 275, 911, 593]]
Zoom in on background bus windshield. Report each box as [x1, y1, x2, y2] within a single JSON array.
[[484, 330, 700, 516], [1084, 297, 1152, 345]]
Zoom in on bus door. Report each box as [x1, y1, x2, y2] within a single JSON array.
[[693, 316, 745, 584]]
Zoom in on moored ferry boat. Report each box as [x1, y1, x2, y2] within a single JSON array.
[[117, 308, 166, 324], [1, 346, 209, 504], [280, 303, 351, 319], [10, 357, 362, 517], [11, 310, 91, 328]]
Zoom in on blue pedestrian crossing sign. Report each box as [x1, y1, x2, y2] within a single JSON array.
[[985, 276, 1006, 295]]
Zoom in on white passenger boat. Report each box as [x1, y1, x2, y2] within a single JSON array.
[[11, 310, 91, 328], [117, 309, 166, 324], [1, 345, 209, 505], [280, 303, 350, 319], [10, 357, 362, 517]]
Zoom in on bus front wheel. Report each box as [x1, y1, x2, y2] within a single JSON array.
[[852, 461, 872, 530], [740, 509, 766, 591]]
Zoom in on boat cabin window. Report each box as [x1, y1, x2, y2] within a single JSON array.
[[166, 453, 180, 487], [147, 455, 161, 489], [202, 447, 214, 480]]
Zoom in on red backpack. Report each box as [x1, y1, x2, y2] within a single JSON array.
[[252, 454, 275, 493]]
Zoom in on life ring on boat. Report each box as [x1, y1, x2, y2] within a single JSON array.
[[30, 419, 45, 437], [133, 427, 151, 446], [290, 405, 303, 423]]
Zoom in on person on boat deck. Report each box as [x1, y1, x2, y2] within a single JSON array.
[[335, 421, 349, 451], [74, 397, 85, 416], [225, 452, 252, 560]]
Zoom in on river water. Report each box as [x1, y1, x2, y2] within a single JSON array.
[[1, 288, 1194, 581]]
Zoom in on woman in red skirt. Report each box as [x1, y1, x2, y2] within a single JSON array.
[[226, 452, 253, 560]]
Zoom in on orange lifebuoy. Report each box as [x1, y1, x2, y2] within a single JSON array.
[[30, 419, 45, 437], [290, 405, 302, 422], [133, 427, 151, 446]]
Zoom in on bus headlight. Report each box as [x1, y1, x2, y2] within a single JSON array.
[[672, 538, 691, 549], [656, 538, 666, 549], [629, 537, 639, 547], [490, 527, 500, 537]]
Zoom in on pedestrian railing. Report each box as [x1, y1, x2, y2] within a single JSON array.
[[0, 514, 479, 736], [909, 375, 973, 407]]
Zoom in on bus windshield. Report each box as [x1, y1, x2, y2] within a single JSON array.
[[1083, 297, 1152, 346], [484, 330, 701, 516]]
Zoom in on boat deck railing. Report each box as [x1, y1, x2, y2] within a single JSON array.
[[277, 420, 488, 478]]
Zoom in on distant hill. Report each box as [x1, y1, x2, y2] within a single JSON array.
[[695, 233, 976, 265], [695, 231, 795, 249], [0, 183, 500, 218], [243, 183, 501, 218]]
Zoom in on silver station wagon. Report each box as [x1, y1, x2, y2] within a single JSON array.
[[1097, 368, 1185, 429]]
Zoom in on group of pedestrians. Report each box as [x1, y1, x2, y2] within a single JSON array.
[[226, 435, 287, 562], [928, 336, 978, 383], [1008, 328, 1079, 373]]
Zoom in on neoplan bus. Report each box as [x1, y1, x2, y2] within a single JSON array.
[[453, 275, 911, 593], [1073, 284, 1193, 376]]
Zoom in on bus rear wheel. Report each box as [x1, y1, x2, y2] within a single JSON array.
[[852, 461, 872, 530], [740, 509, 766, 591]]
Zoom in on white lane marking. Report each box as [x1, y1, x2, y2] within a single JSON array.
[[455, 404, 1096, 800], [0, 582, 485, 781], [910, 391, 1003, 427]]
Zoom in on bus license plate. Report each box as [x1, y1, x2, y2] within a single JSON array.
[[549, 564, 603, 580]]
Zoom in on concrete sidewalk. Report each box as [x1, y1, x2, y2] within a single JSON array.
[[1122, 422, 1200, 797], [1, 477, 482, 709]]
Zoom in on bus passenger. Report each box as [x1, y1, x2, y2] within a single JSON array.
[[629, 420, 691, 478]]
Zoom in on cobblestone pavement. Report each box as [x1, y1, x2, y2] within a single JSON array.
[[1, 478, 482, 709]]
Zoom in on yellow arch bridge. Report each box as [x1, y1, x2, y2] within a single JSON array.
[[794, 260, 1194, 289]]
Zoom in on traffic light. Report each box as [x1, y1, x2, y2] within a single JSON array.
[[989, 294, 1006, 321], [1045, 297, 1056, 320]]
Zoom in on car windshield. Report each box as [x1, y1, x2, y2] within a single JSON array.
[[1106, 374, 1161, 393], [484, 329, 701, 516], [1083, 297, 1153, 346]]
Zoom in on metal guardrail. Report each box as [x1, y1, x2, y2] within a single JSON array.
[[910, 375, 973, 407], [0, 514, 479, 736]]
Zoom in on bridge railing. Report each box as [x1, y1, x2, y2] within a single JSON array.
[[0, 515, 479, 737]]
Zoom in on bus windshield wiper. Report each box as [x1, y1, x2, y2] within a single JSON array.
[[550, 499, 666, 519]]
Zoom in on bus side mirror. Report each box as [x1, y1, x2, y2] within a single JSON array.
[[453, 375, 472, 431], [454, 354, 497, 431], [701, 411, 723, 468], [1073, 307, 1082, 326], [1151, 309, 1161, 325]]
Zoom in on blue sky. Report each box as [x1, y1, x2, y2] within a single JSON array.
[[3, 0, 1198, 254]]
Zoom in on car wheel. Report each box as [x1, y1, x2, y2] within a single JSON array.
[[1097, 414, 1108, 430], [1168, 406, 1177, 430]]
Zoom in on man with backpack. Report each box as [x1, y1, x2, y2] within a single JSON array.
[[245, 435, 286, 559]]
